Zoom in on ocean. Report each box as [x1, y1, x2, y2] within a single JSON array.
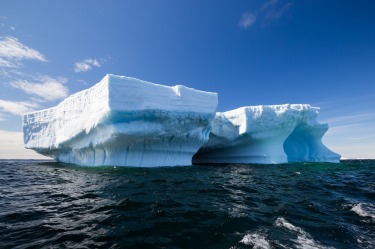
[[0, 160, 374, 249]]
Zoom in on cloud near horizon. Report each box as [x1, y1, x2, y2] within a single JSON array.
[[74, 58, 101, 72], [0, 129, 51, 159], [0, 36, 47, 68], [0, 35, 71, 122], [264, 2, 293, 21], [0, 99, 40, 116], [10, 75, 69, 102]]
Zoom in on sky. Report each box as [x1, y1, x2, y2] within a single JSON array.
[[0, 0, 374, 159]]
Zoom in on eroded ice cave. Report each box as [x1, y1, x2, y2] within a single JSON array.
[[193, 104, 340, 164]]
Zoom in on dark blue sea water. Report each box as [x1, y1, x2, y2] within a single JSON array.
[[0, 160, 374, 249]]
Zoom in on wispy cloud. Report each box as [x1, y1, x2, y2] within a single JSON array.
[[10, 75, 69, 102], [74, 58, 101, 72], [261, 0, 278, 11], [77, 79, 89, 85], [239, 12, 257, 29], [0, 57, 15, 67], [0, 99, 39, 115], [320, 112, 375, 126], [264, 2, 293, 21], [0, 36, 47, 68], [0, 113, 7, 121], [239, 0, 293, 29], [0, 15, 16, 32], [0, 32, 70, 122]]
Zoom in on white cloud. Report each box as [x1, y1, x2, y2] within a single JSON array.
[[0, 57, 15, 67], [261, 0, 278, 11], [264, 2, 293, 21], [74, 58, 101, 72], [240, 1, 293, 29], [78, 79, 89, 85], [239, 12, 257, 29], [0, 36, 47, 68], [0, 99, 39, 115], [0, 113, 7, 121], [0, 130, 52, 159], [10, 75, 69, 102]]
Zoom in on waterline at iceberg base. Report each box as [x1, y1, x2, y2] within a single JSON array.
[[23, 74, 340, 167], [193, 104, 341, 164], [23, 74, 218, 167]]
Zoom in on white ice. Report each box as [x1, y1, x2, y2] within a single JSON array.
[[193, 104, 340, 164], [23, 74, 218, 167]]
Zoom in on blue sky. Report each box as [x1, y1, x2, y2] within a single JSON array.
[[0, 0, 374, 159]]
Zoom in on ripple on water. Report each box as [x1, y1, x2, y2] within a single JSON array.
[[0, 160, 374, 248]]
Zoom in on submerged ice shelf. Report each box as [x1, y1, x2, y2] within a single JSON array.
[[23, 74, 218, 167], [23, 74, 340, 167], [193, 104, 341, 164]]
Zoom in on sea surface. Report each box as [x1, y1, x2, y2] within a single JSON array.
[[0, 160, 374, 249]]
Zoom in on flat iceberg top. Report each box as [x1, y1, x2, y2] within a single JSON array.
[[25, 74, 218, 116], [218, 104, 319, 123], [212, 104, 323, 140], [107, 74, 217, 113]]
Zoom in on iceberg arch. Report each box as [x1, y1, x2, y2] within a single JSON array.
[[283, 123, 339, 163], [193, 104, 340, 164]]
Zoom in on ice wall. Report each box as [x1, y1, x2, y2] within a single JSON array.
[[23, 74, 218, 167], [193, 104, 340, 164]]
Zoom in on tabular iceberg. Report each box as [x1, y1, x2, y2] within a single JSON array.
[[23, 74, 218, 167], [193, 104, 340, 164]]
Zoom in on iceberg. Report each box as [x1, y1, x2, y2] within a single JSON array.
[[23, 74, 218, 167], [193, 104, 340, 164]]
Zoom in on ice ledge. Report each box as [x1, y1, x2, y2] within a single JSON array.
[[193, 104, 341, 164]]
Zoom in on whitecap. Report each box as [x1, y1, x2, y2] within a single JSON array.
[[240, 232, 272, 249], [274, 217, 334, 249], [351, 203, 375, 220]]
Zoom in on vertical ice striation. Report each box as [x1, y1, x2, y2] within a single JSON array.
[[193, 104, 340, 164], [23, 74, 218, 167]]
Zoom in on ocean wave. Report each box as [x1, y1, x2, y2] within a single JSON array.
[[1, 160, 374, 248], [351, 203, 375, 220], [274, 217, 334, 249], [240, 232, 271, 249]]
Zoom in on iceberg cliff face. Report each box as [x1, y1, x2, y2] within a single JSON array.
[[193, 104, 340, 164], [23, 74, 218, 167]]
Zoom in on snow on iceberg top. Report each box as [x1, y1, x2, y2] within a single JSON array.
[[26, 74, 218, 115], [106, 74, 218, 113], [210, 104, 326, 141]]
